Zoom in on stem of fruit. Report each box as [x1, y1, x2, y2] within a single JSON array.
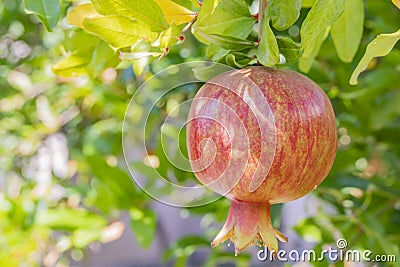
[[258, 0, 268, 41], [211, 199, 287, 256]]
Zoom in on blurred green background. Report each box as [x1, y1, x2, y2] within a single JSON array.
[[0, 0, 399, 266]]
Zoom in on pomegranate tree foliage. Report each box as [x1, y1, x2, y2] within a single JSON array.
[[0, 0, 399, 266]]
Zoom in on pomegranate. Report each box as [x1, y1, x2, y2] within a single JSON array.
[[186, 67, 337, 255]]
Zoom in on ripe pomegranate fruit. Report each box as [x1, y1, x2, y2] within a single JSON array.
[[186, 66, 337, 255]]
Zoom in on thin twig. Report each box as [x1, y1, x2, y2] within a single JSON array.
[[180, 14, 198, 40], [258, 0, 268, 41]]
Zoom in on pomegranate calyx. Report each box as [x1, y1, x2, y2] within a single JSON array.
[[211, 199, 287, 255]]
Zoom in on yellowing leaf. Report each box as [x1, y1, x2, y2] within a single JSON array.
[[82, 16, 158, 49], [392, 0, 400, 9], [153, 0, 195, 25], [66, 3, 101, 29], [350, 29, 400, 85]]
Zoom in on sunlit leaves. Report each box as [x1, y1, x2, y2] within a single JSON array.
[[301, 0, 345, 58], [350, 29, 400, 85], [63, 0, 195, 71], [194, 0, 255, 41], [67, 2, 160, 49], [269, 0, 301, 31], [83, 16, 158, 49], [91, 0, 168, 32], [52, 31, 118, 77], [331, 0, 364, 62]]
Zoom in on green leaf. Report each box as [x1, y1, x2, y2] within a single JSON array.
[[206, 44, 229, 61], [23, 0, 61, 31], [269, 0, 301, 31], [194, 30, 255, 51], [299, 26, 330, 72], [225, 52, 254, 68], [126, 41, 155, 75], [163, 235, 210, 262], [83, 16, 158, 49], [350, 29, 400, 85], [294, 219, 322, 242], [130, 207, 156, 248], [73, 229, 102, 248], [196, 0, 219, 21], [87, 155, 137, 209], [194, 0, 255, 40], [276, 37, 303, 63], [51, 55, 90, 77], [256, 16, 279, 67], [86, 42, 120, 76], [172, 0, 195, 10], [300, 0, 345, 58], [159, 23, 181, 48], [331, 0, 364, 62], [302, 0, 315, 7], [36, 208, 107, 231], [52, 31, 101, 77], [91, 0, 168, 32], [52, 32, 118, 77]]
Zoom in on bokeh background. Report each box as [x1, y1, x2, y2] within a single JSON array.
[[0, 0, 399, 266]]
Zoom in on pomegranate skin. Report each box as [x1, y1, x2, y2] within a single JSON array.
[[187, 67, 337, 203], [186, 67, 337, 254]]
